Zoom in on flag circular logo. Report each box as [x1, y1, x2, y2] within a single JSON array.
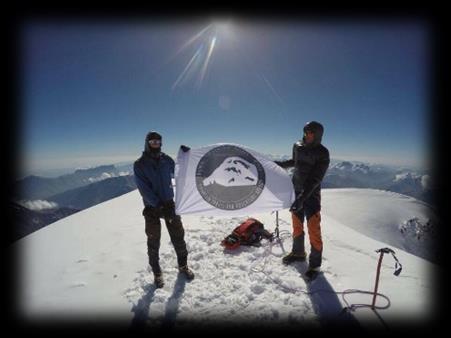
[[195, 145, 266, 210]]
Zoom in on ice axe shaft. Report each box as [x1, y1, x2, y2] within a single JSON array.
[[372, 251, 384, 310], [371, 247, 401, 310]]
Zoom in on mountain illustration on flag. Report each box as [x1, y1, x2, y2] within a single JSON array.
[[202, 157, 259, 187]]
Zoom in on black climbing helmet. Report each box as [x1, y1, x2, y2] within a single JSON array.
[[147, 131, 162, 141], [145, 131, 162, 152], [303, 121, 324, 144]]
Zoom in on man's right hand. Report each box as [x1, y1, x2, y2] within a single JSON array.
[[290, 194, 306, 214]]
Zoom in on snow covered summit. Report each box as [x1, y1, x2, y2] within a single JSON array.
[[13, 188, 439, 330]]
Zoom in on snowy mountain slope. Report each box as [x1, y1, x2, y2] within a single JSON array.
[[321, 189, 438, 263], [13, 190, 438, 329]]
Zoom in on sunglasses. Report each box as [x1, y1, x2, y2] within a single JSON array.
[[148, 139, 162, 145]]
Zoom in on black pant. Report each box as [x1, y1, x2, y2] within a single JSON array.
[[143, 207, 188, 275]]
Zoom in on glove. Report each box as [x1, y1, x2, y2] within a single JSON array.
[[290, 194, 305, 214], [143, 206, 160, 219], [274, 161, 282, 167], [180, 145, 191, 152], [161, 200, 177, 222]]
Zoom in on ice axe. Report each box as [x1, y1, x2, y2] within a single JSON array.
[[371, 247, 403, 310]]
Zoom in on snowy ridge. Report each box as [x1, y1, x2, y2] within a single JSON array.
[[14, 189, 438, 329], [86, 171, 130, 183], [331, 161, 371, 174]]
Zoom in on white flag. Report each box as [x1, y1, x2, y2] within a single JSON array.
[[175, 143, 295, 216]]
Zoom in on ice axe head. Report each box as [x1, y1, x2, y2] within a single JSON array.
[[376, 247, 402, 276]]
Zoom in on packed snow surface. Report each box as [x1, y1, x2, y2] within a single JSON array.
[[13, 189, 439, 329]]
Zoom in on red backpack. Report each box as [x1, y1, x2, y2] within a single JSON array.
[[221, 218, 273, 250]]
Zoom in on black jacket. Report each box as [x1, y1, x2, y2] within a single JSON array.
[[276, 140, 330, 205]]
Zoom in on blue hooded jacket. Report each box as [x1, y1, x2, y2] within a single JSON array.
[[133, 135, 175, 208]]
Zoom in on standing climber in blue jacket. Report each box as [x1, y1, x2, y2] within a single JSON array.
[[134, 131, 194, 288]]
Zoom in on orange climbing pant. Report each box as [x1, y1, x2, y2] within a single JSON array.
[[291, 212, 304, 238], [291, 211, 323, 252]]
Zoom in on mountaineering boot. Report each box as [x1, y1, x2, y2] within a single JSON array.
[[282, 251, 307, 265], [304, 266, 321, 282], [178, 265, 195, 280], [154, 272, 164, 288]]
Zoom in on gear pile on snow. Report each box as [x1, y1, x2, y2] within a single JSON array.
[[221, 218, 273, 250]]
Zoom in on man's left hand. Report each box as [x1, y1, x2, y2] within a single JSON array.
[[290, 195, 305, 214], [180, 145, 191, 152], [161, 200, 177, 223]]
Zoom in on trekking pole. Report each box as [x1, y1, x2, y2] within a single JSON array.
[[372, 247, 402, 310], [275, 211, 280, 239]]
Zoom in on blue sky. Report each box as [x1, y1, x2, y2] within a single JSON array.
[[21, 18, 431, 174]]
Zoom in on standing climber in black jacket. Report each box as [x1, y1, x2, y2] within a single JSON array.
[[275, 121, 330, 280]]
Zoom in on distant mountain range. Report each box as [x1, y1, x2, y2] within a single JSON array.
[[322, 160, 434, 205], [11, 157, 435, 242], [47, 175, 137, 210], [14, 165, 133, 201], [265, 156, 434, 205]]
